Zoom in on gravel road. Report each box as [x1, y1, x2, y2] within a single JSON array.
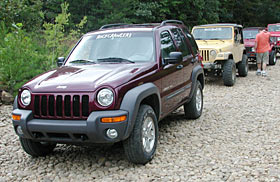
[[1, 59, 280, 182]]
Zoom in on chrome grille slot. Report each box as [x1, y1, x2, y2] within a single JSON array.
[[33, 94, 90, 120], [200, 50, 209, 61]]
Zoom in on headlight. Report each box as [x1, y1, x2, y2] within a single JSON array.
[[252, 47, 255, 52], [20, 90, 31, 106], [97, 88, 114, 107], [210, 50, 217, 57]]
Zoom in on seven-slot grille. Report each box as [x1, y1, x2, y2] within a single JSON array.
[[33, 94, 90, 120], [246, 47, 252, 52], [200, 50, 210, 61]]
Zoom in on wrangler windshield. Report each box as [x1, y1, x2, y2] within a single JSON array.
[[268, 25, 280, 32], [66, 32, 155, 65], [243, 30, 258, 39], [193, 27, 232, 40]]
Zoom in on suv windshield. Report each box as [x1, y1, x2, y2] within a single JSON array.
[[268, 25, 280, 32], [66, 32, 154, 65], [243, 30, 258, 39], [193, 27, 232, 40]]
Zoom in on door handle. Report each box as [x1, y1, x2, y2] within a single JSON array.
[[176, 65, 183, 69]]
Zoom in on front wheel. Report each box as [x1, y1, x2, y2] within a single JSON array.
[[184, 81, 203, 119], [223, 59, 236, 86], [123, 105, 158, 164], [238, 54, 248, 77], [19, 138, 56, 157]]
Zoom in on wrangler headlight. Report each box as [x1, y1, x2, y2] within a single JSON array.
[[210, 50, 217, 57], [97, 88, 114, 107], [21, 90, 31, 106]]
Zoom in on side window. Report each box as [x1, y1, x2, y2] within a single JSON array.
[[171, 28, 191, 57], [183, 29, 199, 54], [234, 28, 239, 43], [160, 31, 176, 59]]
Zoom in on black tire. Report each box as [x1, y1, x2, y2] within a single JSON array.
[[238, 54, 248, 77], [184, 81, 203, 119], [123, 105, 158, 164], [222, 59, 236, 86], [269, 50, 276, 65], [19, 138, 56, 157]]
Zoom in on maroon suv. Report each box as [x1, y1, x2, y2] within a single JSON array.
[[12, 20, 205, 164]]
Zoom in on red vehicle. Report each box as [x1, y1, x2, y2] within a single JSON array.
[[243, 27, 264, 63], [11, 20, 204, 164], [243, 27, 277, 65], [268, 23, 280, 64]]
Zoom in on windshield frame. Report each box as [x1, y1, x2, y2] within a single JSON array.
[[192, 26, 233, 40], [65, 30, 156, 66]]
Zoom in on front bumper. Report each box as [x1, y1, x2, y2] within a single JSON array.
[[202, 62, 222, 70], [12, 109, 129, 144]]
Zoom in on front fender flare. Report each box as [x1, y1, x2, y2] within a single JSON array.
[[120, 83, 161, 139]]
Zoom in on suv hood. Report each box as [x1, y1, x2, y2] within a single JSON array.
[[270, 32, 280, 37], [196, 40, 232, 50], [23, 63, 155, 92], [244, 39, 255, 47]]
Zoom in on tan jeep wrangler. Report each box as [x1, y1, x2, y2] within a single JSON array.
[[192, 24, 248, 86]]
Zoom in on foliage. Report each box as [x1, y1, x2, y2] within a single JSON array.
[[1, 0, 280, 95], [43, 2, 87, 67], [0, 23, 48, 95], [0, 0, 44, 32]]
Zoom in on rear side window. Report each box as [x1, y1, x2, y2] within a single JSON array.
[[171, 28, 191, 57], [183, 29, 199, 54], [160, 31, 176, 59]]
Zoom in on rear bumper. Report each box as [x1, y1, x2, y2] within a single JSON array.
[[12, 109, 129, 144]]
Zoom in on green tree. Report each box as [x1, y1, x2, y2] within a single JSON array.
[[0, 0, 44, 32], [43, 2, 87, 66]]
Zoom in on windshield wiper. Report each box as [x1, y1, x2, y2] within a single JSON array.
[[69, 59, 97, 64], [97, 57, 135, 63], [209, 38, 225, 42]]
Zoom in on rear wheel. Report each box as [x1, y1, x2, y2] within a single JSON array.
[[269, 50, 276, 65], [123, 105, 158, 164], [19, 138, 56, 157], [223, 59, 236, 86], [238, 54, 248, 77], [184, 81, 203, 119]]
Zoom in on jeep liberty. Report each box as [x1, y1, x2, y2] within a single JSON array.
[[12, 20, 205, 164]]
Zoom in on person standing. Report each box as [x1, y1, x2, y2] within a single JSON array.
[[254, 29, 271, 76]]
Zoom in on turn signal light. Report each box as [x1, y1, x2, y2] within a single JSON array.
[[12, 114, 21, 121], [101, 115, 127, 123]]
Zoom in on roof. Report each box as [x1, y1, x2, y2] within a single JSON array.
[[243, 27, 265, 30], [97, 20, 185, 30], [194, 23, 243, 28], [268, 23, 280, 26]]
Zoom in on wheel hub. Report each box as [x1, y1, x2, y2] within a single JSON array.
[[142, 116, 155, 153]]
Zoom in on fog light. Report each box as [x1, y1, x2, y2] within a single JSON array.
[[17, 126, 24, 135], [106, 129, 118, 139]]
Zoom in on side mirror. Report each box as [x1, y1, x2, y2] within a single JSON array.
[[164, 52, 183, 64], [57, 57, 65, 67]]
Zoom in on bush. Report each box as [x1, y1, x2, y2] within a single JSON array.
[[0, 23, 49, 95]]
